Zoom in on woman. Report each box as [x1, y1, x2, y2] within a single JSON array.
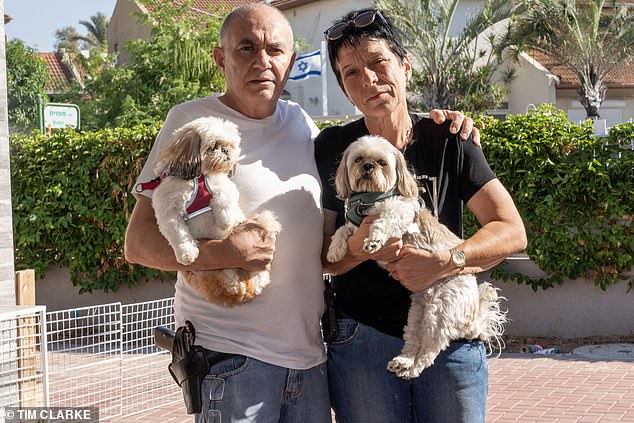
[[315, 8, 527, 423]]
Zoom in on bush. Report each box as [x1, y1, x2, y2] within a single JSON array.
[[10, 123, 169, 292], [474, 105, 633, 291]]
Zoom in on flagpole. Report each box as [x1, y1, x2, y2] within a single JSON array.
[[321, 40, 328, 117]]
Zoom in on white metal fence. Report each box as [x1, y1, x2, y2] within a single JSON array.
[[0, 305, 48, 422], [0, 298, 182, 422]]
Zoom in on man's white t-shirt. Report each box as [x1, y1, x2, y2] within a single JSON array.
[[134, 95, 326, 369]]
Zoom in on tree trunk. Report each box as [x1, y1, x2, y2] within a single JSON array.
[[577, 67, 607, 120]]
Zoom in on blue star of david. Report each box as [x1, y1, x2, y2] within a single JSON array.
[[298, 62, 309, 72]]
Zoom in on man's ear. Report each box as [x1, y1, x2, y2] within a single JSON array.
[[289, 51, 297, 69], [283, 51, 297, 82], [213, 47, 226, 75]]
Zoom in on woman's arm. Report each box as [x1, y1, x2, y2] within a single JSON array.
[[386, 179, 527, 291]]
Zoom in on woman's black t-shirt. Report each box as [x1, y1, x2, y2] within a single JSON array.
[[314, 114, 496, 338]]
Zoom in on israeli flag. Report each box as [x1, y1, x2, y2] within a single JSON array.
[[289, 50, 321, 81]]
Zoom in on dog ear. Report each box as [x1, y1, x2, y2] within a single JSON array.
[[334, 149, 353, 199], [156, 127, 202, 179], [394, 150, 419, 198]]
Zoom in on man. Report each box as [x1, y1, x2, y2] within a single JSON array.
[[125, 4, 477, 422]]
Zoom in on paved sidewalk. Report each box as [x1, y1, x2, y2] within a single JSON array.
[[109, 353, 634, 423]]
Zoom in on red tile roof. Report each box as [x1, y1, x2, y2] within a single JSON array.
[[269, 0, 318, 10], [142, 0, 259, 16], [528, 50, 634, 89], [37, 53, 75, 93]]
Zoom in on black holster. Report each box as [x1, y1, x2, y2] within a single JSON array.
[[321, 274, 338, 343], [154, 321, 208, 414]]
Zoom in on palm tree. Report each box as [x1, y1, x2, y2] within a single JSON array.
[[55, 26, 82, 53], [375, 0, 517, 112], [76, 12, 109, 49], [512, 0, 634, 119]]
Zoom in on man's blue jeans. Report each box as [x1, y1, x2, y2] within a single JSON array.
[[327, 318, 488, 423], [196, 352, 331, 423]]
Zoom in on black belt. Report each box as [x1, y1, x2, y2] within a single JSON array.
[[337, 309, 354, 320], [204, 348, 237, 367]]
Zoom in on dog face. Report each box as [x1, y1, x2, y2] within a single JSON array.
[[335, 135, 419, 199], [155, 116, 241, 179]]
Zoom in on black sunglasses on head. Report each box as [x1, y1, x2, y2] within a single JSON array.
[[323, 10, 387, 41]]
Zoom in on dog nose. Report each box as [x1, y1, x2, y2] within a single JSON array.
[[363, 162, 375, 172]]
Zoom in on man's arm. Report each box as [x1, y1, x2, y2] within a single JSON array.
[[386, 179, 527, 291], [125, 196, 276, 272]]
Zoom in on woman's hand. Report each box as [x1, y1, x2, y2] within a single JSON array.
[[386, 246, 450, 292], [346, 216, 404, 263]]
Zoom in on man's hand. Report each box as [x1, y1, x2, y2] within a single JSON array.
[[223, 216, 279, 272], [429, 109, 481, 147]]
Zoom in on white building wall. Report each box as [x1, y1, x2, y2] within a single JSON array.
[[107, 0, 152, 64], [507, 52, 557, 116]]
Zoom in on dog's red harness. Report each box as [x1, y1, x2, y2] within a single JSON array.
[[136, 175, 213, 221]]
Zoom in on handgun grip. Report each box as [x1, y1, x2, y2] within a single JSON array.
[[154, 326, 175, 352]]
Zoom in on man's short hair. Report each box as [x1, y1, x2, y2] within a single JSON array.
[[219, 4, 294, 48]]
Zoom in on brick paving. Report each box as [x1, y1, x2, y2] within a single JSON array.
[[107, 354, 634, 423]]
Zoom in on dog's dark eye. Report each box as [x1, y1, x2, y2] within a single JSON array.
[[377, 159, 387, 166], [354, 157, 363, 163]]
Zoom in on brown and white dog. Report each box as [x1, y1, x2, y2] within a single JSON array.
[[327, 135, 506, 378], [151, 116, 280, 307]]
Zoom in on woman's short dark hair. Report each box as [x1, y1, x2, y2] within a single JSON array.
[[325, 8, 407, 88]]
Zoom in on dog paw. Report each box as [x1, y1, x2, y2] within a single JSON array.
[[387, 356, 414, 372], [363, 238, 383, 254], [327, 245, 346, 263], [388, 356, 425, 379], [175, 244, 199, 265]]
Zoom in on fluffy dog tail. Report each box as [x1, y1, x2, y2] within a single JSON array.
[[477, 282, 508, 356], [253, 210, 281, 234]]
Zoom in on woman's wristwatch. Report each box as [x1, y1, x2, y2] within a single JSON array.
[[449, 248, 466, 274]]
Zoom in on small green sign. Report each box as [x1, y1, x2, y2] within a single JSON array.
[[37, 95, 81, 132]]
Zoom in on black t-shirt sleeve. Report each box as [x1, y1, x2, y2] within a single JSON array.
[[314, 127, 341, 212], [459, 136, 496, 203]]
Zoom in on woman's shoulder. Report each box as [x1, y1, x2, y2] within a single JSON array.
[[412, 113, 453, 139], [315, 118, 366, 151]]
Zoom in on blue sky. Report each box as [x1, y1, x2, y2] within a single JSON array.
[[5, 0, 118, 52]]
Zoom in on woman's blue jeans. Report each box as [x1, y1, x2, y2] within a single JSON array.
[[196, 352, 331, 423], [327, 318, 488, 423]]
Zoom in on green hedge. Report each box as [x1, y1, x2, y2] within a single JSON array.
[[10, 124, 169, 292], [474, 105, 633, 291], [9, 105, 634, 292]]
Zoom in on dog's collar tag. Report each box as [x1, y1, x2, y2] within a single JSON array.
[[345, 190, 397, 227]]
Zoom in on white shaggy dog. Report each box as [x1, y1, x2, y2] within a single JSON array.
[[150, 116, 280, 307], [327, 135, 506, 379]]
